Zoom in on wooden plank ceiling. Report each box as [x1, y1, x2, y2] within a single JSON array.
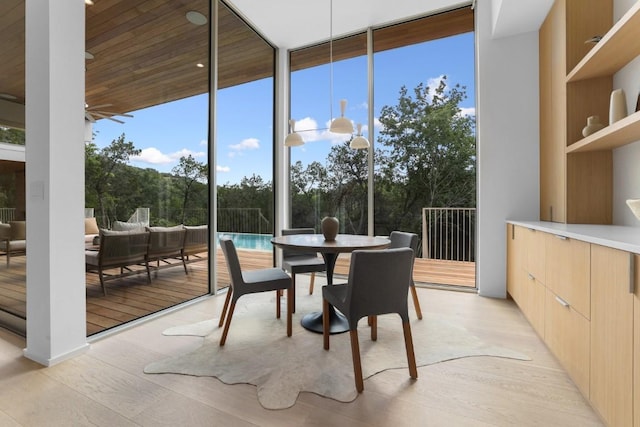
[[0, 0, 275, 117]]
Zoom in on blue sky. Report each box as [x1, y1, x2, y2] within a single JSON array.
[[93, 32, 475, 185]]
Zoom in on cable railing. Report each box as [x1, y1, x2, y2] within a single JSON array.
[[421, 207, 476, 262]]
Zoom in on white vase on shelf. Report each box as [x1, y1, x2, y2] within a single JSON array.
[[582, 115, 605, 137], [609, 89, 627, 125]]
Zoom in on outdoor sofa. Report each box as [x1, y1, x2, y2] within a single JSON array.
[[85, 223, 209, 295], [0, 220, 26, 266]]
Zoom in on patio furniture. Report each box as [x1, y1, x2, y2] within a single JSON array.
[[218, 237, 293, 346], [0, 221, 26, 266], [146, 225, 188, 274], [281, 228, 326, 313], [389, 231, 423, 320], [85, 230, 151, 295], [183, 225, 208, 263], [322, 247, 417, 392]]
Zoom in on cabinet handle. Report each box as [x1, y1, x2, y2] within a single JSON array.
[[527, 273, 535, 281], [555, 296, 570, 308], [630, 253, 636, 294], [554, 234, 568, 241], [550, 206, 553, 222]]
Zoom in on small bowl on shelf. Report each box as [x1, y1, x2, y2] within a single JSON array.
[[626, 199, 640, 221]]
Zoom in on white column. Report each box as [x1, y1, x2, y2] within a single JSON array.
[[275, 48, 291, 233], [24, 0, 89, 365], [475, 0, 540, 298]]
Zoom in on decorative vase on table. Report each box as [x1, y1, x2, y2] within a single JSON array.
[[609, 88, 628, 125], [582, 115, 605, 137], [321, 216, 339, 241]]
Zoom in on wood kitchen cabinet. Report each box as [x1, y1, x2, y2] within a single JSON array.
[[506, 224, 545, 337], [590, 244, 634, 427]]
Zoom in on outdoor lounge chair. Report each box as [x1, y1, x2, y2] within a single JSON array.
[[85, 229, 151, 295]]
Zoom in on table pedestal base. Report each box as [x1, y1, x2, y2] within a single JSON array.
[[301, 306, 349, 334]]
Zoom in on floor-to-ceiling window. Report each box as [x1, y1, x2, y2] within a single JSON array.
[[289, 7, 476, 287], [289, 35, 369, 234], [214, 1, 275, 291], [85, 0, 211, 335]]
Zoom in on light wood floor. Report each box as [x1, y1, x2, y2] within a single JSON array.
[[0, 278, 603, 426]]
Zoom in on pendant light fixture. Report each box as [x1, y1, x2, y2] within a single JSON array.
[[284, 119, 304, 147], [350, 123, 370, 149], [328, 0, 353, 135]]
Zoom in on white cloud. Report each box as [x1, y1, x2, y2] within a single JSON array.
[[131, 147, 206, 165], [229, 138, 260, 151], [459, 107, 476, 117], [199, 139, 208, 146], [217, 165, 230, 172]]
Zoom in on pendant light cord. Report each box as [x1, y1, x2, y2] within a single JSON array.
[[329, 0, 334, 122]]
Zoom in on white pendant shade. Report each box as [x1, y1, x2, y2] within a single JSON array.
[[330, 99, 354, 134], [350, 123, 370, 149], [284, 119, 304, 147]]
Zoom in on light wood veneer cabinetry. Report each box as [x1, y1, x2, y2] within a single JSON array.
[[590, 245, 634, 427], [506, 224, 639, 426], [539, 0, 640, 224], [506, 225, 545, 336]]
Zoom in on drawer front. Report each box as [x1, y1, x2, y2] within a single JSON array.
[[544, 288, 590, 397], [545, 234, 590, 318]]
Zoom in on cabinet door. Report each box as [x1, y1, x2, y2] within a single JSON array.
[[544, 287, 590, 397], [546, 234, 590, 318], [539, 0, 566, 223], [506, 224, 524, 304], [590, 245, 634, 427]]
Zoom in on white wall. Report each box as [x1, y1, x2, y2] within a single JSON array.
[[475, 0, 540, 298], [612, 0, 640, 226]]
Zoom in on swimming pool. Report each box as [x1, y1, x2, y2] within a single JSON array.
[[217, 232, 273, 251]]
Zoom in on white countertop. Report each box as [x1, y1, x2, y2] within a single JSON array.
[[507, 220, 640, 255]]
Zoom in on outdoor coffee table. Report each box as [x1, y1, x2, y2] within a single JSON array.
[[271, 233, 390, 334]]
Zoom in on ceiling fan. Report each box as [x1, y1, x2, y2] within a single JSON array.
[[84, 103, 133, 124]]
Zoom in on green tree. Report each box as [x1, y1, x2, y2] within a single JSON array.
[[171, 154, 208, 224], [0, 127, 25, 145], [85, 133, 141, 227], [377, 76, 476, 233]]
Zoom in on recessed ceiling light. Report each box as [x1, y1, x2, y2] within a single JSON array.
[[85, 0, 94, 5], [186, 11, 207, 26], [0, 93, 17, 100], [196, 63, 204, 68], [85, 51, 95, 60]]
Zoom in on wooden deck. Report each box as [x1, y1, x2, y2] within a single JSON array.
[[0, 249, 475, 336]]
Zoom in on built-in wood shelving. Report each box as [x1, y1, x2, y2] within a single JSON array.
[[566, 110, 640, 153], [566, 1, 640, 83]]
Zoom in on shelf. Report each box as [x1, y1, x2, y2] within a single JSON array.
[[566, 110, 640, 153], [566, 1, 640, 83]]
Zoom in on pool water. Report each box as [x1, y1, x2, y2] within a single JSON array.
[[217, 232, 273, 251]]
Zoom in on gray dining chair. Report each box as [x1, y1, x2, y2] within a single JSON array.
[[322, 247, 418, 393], [389, 231, 423, 319], [218, 237, 293, 346], [281, 228, 326, 312]]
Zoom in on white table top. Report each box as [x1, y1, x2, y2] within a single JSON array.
[[507, 220, 640, 254], [271, 234, 390, 253]]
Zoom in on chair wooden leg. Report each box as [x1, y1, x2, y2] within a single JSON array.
[[349, 329, 364, 393], [370, 315, 377, 341], [402, 320, 418, 379], [309, 272, 315, 295], [410, 283, 423, 320], [276, 289, 281, 319], [291, 274, 297, 313], [323, 298, 330, 350], [219, 301, 236, 346], [286, 284, 292, 337], [218, 288, 232, 327]]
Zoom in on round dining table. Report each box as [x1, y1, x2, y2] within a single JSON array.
[[271, 233, 390, 334]]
